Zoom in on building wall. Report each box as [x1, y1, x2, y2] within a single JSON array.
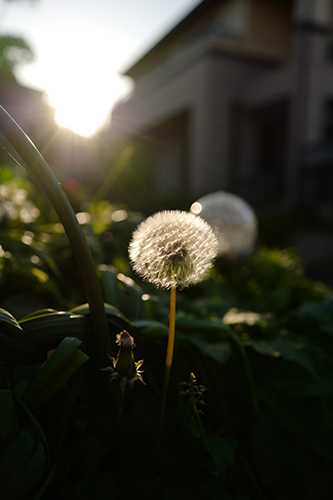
[[111, 0, 333, 208], [295, 0, 333, 27], [114, 49, 279, 196], [210, 0, 292, 60]]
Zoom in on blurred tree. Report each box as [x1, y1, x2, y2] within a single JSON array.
[[0, 0, 37, 81], [0, 35, 34, 82]]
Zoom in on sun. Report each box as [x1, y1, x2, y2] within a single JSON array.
[[50, 75, 130, 138], [37, 37, 133, 138], [54, 95, 109, 138], [18, 51, 133, 138], [14, 15, 134, 138]]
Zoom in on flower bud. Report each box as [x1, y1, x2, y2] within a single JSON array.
[[100, 330, 145, 393]]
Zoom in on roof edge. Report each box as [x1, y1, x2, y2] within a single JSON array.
[[123, 0, 222, 77]]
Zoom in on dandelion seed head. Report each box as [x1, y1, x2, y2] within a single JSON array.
[[128, 210, 218, 289]]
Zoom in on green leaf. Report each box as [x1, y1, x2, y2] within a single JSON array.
[[251, 335, 316, 376], [191, 421, 237, 476], [204, 432, 237, 476], [0, 393, 54, 499], [263, 287, 292, 313], [70, 303, 131, 330], [296, 298, 333, 336], [0, 439, 46, 499], [0, 390, 19, 455], [98, 264, 119, 308], [175, 316, 234, 365], [19, 310, 89, 347], [0, 308, 22, 330], [0, 430, 35, 487], [224, 328, 259, 416], [222, 308, 266, 327], [12, 379, 32, 400], [177, 331, 232, 365], [0, 313, 41, 363], [116, 272, 144, 320], [264, 393, 333, 464], [133, 320, 169, 339], [20, 309, 58, 320], [176, 317, 231, 335], [23, 337, 89, 410], [13, 397, 52, 469]]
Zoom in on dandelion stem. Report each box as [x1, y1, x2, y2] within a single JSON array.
[[113, 390, 125, 427], [165, 287, 177, 371], [157, 286, 176, 448]]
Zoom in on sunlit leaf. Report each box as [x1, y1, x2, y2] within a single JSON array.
[[19, 310, 89, 347], [0, 308, 22, 330], [70, 302, 131, 331], [0, 310, 42, 363]]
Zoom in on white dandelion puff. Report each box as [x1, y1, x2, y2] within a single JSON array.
[[128, 210, 218, 289]]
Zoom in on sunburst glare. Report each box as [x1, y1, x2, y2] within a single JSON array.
[[50, 74, 131, 138]]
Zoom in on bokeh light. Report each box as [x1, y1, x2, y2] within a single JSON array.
[[190, 191, 258, 257]]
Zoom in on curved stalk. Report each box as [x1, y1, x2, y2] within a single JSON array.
[[0, 105, 111, 356]]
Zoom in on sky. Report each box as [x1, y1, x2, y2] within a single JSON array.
[[0, 0, 202, 136]]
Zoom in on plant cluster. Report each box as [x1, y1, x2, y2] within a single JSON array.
[[0, 112, 333, 499]]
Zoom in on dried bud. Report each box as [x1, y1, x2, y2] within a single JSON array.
[[180, 372, 207, 412]]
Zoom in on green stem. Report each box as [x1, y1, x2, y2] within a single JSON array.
[[186, 344, 231, 424], [189, 374, 205, 445], [227, 329, 259, 417], [113, 389, 126, 427], [0, 105, 111, 356], [157, 286, 176, 448]]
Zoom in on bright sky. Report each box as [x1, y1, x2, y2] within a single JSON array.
[[0, 0, 202, 137]]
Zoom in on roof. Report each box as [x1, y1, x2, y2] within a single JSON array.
[[123, 0, 293, 79], [123, 0, 223, 78]]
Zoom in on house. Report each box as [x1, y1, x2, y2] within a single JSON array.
[[111, 0, 333, 210]]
